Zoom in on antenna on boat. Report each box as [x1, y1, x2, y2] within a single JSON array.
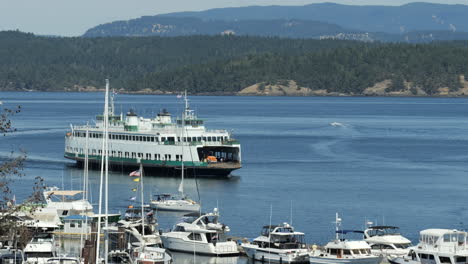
[[335, 212, 342, 241], [290, 200, 293, 226]]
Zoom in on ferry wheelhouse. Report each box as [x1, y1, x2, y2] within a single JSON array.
[[64, 91, 241, 177]]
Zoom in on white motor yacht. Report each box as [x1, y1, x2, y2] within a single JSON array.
[[364, 225, 412, 258], [389, 229, 468, 264], [24, 233, 57, 264], [309, 214, 381, 264], [242, 222, 310, 263], [160, 208, 239, 256], [43, 186, 93, 217]]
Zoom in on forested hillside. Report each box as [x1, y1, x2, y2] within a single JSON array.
[[1, 31, 468, 96]]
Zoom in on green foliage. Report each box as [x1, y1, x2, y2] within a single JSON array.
[[1, 31, 468, 95]]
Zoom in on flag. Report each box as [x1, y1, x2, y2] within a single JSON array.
[[131, 188, 137, 192], [130, 196, 136, 201], [129, 170, 141, 177], [133, 178, 140, 182]]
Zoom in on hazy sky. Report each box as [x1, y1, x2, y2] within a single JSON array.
[[1, 0, 468, 36]]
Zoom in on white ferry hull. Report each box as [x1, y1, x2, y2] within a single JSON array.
[[160, 236, 239, 256], [309, 256, 381, 264], [243, 245, 309, 263], [67, 153, 239, 177]]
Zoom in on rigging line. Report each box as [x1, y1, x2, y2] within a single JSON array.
[[185, 122, 201, 209]]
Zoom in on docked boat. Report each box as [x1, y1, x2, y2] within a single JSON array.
[[23, 233, 57, 264], [64, 89, 241, 177], [43, 186, 93, 218], [119, 207, 160, 246], [150, 193, 200, 212], [241, 222, 310, 263], [160, 208, 239, 256], [363, 225, 412, 258], [309, 214, 381, 264], [389, 229, 468, 264]]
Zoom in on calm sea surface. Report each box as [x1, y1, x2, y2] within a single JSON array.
[[1, 92, 468, 263]]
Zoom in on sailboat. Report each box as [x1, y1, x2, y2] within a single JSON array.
[[150, 92, 201, 212]]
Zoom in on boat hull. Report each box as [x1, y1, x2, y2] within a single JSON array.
[[68, 155, 239, 178], [160, 236, 239, 256], [151, 202, 201, 212], [243, 244, 309, 263], [309, 256, 381, 264]]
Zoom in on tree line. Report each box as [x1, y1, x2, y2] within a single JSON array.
[[1, 31, 468, 95]]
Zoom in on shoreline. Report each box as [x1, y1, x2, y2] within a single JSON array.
[[2, 89, 468, 98]]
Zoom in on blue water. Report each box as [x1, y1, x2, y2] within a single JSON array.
[[2, 92, 468, 262]]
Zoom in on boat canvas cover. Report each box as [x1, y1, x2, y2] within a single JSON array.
[[46, 190, 84, 196]]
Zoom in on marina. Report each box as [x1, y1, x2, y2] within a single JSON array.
[[2, 91, 468, 263]]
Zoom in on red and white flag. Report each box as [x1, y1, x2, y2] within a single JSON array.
[[129, 170, 141, 177]]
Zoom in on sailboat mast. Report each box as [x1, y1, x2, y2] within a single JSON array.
[[140, 163, 145, 237], [104, 79, 110, 264], [96, 79, 110, 264]]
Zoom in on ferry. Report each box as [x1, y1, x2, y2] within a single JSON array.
[[64, 88, 241, 177]]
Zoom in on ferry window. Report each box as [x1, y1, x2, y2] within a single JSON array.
[[203, 137, 207, 141], [343, 250, 351, 255], [155, 137, 159, 142], [176, 155, 180, 161], [144, 136, 147, 142], [138, 153, 143, 158], [197, 137, 201, 141], [111, 151, 116, 156], [162, 137, 166, 142], [192, 137, 196, 142], [118, 151, 122, 157], [132, 152, 136, 158], [217, 137, 221, 141], [207, 137, 212, 142], [439, 256, 452, 263], [125, 152, 129, 158], [177, 137, 181, 142], [146, 154, 151, 160], [187, 137, 191, 142], [150, 137, 154, 142], [188, 233, 202, 241], [98, 150, 102, 155], [456, 257, 466, 262], [154, 154, 157, 160], [168, 155, 171, 160]]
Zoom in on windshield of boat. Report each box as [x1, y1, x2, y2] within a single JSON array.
[[47, 259, 79, 264], [271, 234, 305, 245], [368, 227, 400, 237], [395, 243, 412, 249]]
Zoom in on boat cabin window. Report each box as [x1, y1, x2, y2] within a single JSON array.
[[439, 256, 452, 264], [353, 249, 360, 254], [360, 249, 370, 254], [174, 226, 186, 232], [456, 257, 466, 262], [25, 252, 54, 258], [420, 234, 439, 245], [328, 249, 338, 255], [443, 233, 465, 243], [188, 233, 203, 241], [343, 250, 351, 255], [395, 243, 412, 249]]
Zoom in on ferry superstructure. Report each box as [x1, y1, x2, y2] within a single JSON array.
[[64, 91, 241, 177]]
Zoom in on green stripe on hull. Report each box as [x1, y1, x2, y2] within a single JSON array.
[[64, 152, 208, 167]]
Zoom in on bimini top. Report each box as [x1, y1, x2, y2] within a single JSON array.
[[336, 230, 364, 234], [45, 190, 84, 196], [420, 229, 466, 237], [368, 226, 399, 230]]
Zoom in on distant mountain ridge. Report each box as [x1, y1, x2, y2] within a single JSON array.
[[83, 2, 468, 42], [159, 2, 468, 34]]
